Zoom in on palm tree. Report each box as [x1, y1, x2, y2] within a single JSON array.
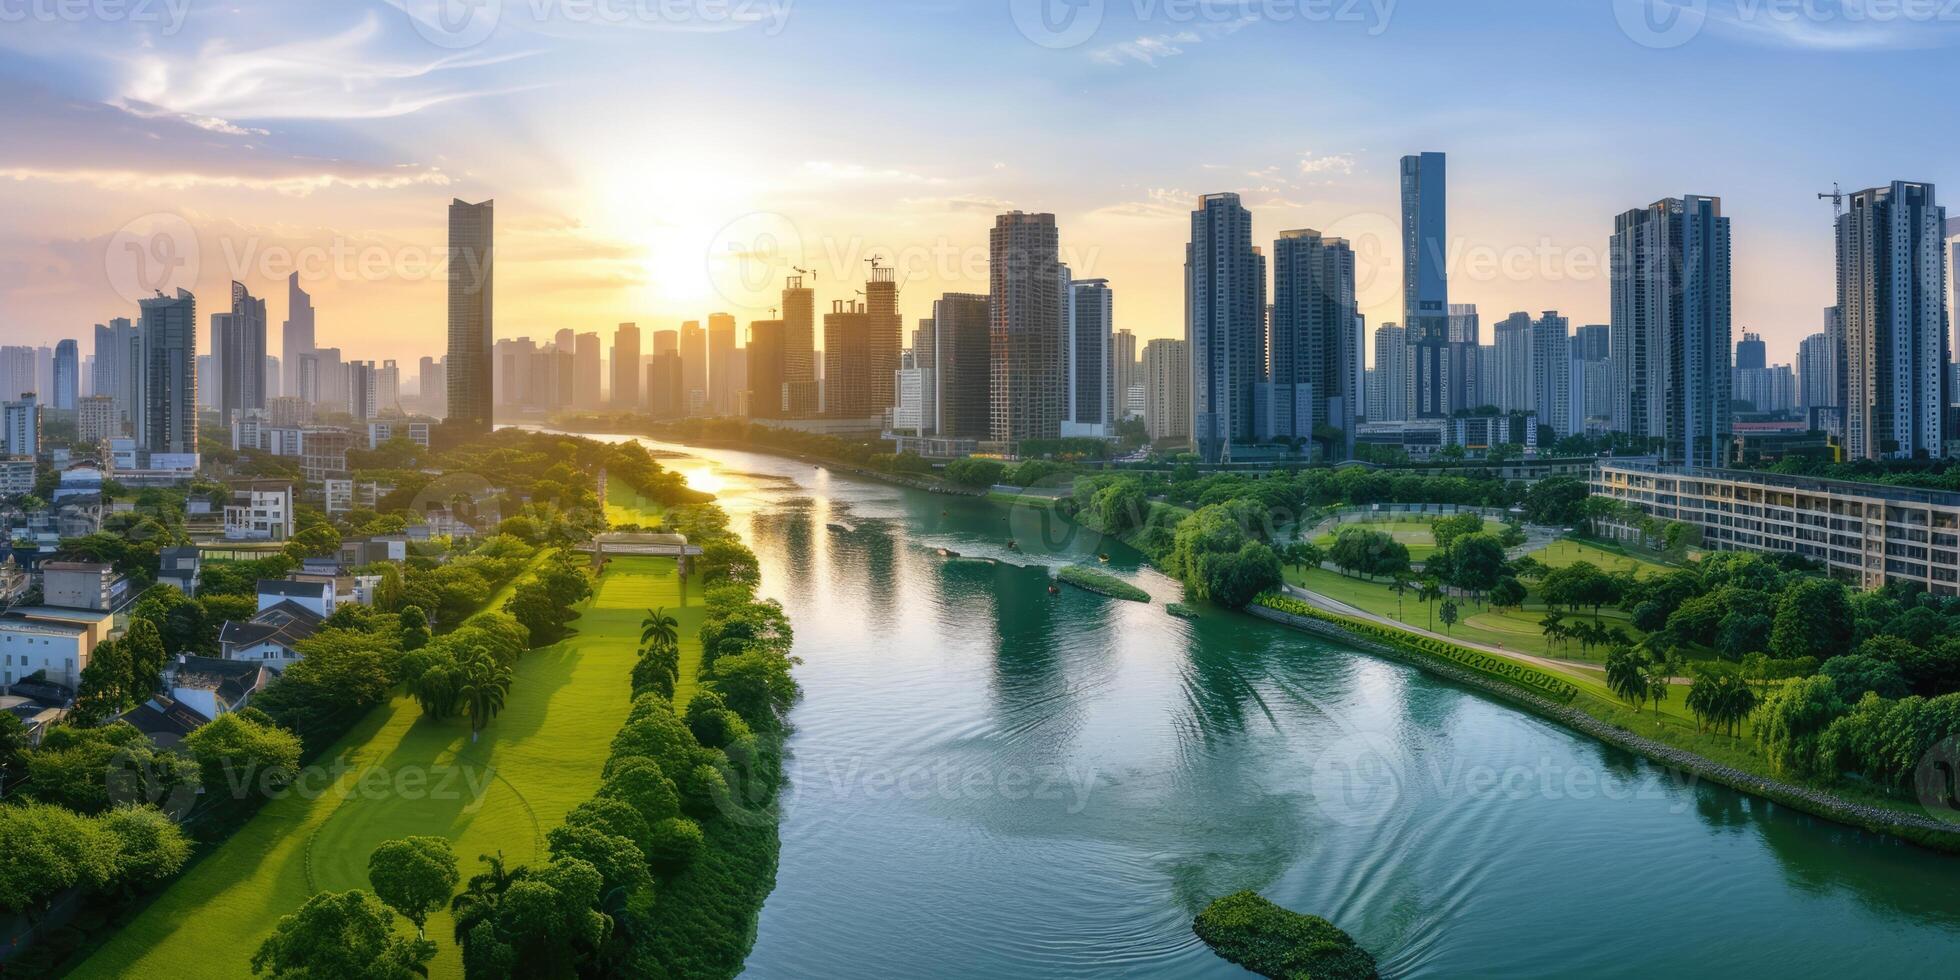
[[1418, 577, 1444, 630], [450, 852, 529, 944], [640, 608, 680, 651], [1605, 647, 1649, 711], [1687, 669, 1759, 736], [1643, 655, 1675, 712], [1390, 573, 1412, 622], [456, 648, 513, 742]]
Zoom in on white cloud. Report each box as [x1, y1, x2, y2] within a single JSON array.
[[1298, 152, 1356, 176]]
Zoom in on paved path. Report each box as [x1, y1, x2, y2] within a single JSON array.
[[1279, 580, 1613, 682]]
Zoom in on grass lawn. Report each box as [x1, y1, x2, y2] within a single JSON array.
[[606, 479, 667, 528], [1311, 518, 1498, 562], [1525, 538, 1678, 576], [71, 554, 702, 980]]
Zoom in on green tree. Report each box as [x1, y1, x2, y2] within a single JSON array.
[[368, 837, 461, 936], [182, 711, 303, 800], [943, 458, 1006, 488], [398, 605, 432, 652], [639, 608, 679, 651], [1754, 675, 1845, 781], [1605, 648, 1650, 711], [251, 890, 436, 978], [457, 648, 513, 742], [1686, 666, 1758, 736], [1770, 577, 1854, 661], [1438, 599, 1459, 634], [1819, 652, 1910, 701]]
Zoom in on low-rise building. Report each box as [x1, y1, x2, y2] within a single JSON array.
[[323, 478, 379, 515], [219, 600, 324, 668], [367, 419, 432, 449], [1593, 460, 1960, 594], [225, 482, 295, 541], [0, 606, 113, 687], [158, 546, 201, 596], [0, 457, 33, 498], [256, 578, 333, 618], [40, 561, 125, 611]]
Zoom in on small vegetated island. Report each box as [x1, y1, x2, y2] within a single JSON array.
[[1055, 565, 1150, 602], [1193, 891, 1378, 980]]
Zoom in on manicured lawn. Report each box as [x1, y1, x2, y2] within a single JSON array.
[[72, 554, 701, 980], [1311, 518, 1498, 562], [606, 480, 667, 528], [1525, 538, 1677, 577]]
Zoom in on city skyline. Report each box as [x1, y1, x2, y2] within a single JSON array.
[[5, 3, 1960, 367]]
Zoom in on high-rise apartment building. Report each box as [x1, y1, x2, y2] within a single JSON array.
[[611, 323, 642, 411], [1143, 338, 1191, 442], [781, 274, 818, 417], [865, 269, 902, 420], [707, 313, 738, 416], [990, 211, 1066, 447], [1798, 331, 1837, 410], [138, 288, 198, 457], [215, 280, 267, 419], [1837, 180, 1949, 459], [822, 301, 877, 419], [446, 199, 495, 431], [1401, 152, 1450, 418], [1532, 311, 1572, 437], [1574, 323, 1612, 424], [93, 317, 142, 431], [1263, 229, 1358, 457], [1110, 328, 1139, 421], [1611, 195, 1732, 468], [1186, 193, 1265, 462], [1370, 323, 1407, 421], [1492, 312, 1533, 413], [1447, 303, 1480, 413], [933, 293, 991, 440], [574, 332, 602, 410], [679, 320, 706, 416], [1065, 278, 1114, 437]]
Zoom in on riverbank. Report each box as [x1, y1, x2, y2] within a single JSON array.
[[1247, 602, 1960, 853], [545, 418, 987, 497]]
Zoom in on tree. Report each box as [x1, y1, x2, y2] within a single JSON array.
[[101, 804, 192, 887], [398, 605, 432, 652], [0, 712, 28, 794], [1444, 534, 1507, 602], [1686, 666, 1758, 737], [1770, 577, 1854, 661], [1438, 599, 1459, 634], [640, 608, 679, 652], [251, 890, 436, 978], [1489, 577, 1527, 611], [456, 648, 513, 741], [943, 458, 1006, 488], [369, 837, 460, 936], [1818, 653, 1910, 701], [1418, 577, 1444, 630], [282, 523, 343, 562], [181, 712, 302, 800], [1754, 675, 1845, 781], [1605, 648, 1650, 711], [1429, 513, 1485, 552], [1165, 503, 1283, 609]]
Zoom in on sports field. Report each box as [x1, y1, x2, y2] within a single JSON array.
[[71, 554, 699, 979]]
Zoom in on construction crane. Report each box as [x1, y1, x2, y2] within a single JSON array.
[[1818, 182, 1844, 219], [792, 266, 817, 281]]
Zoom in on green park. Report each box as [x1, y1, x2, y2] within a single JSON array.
[[70, 552, 701, 979]]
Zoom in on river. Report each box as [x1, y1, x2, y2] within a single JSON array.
[[581, 435, 1960, 978]]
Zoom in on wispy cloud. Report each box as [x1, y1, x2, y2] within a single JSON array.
[[1090, 14, 1258, 66], [1698, 2, 1957, 50]]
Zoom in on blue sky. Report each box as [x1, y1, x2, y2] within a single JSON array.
[[1, 0, 1955, 366]]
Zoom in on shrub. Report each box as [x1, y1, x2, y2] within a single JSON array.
[[1192, 890, 1377, 980]]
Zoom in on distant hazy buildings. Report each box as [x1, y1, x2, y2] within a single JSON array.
[[1402, 152, 1450, 418], [1798, 330, 1837, 410], [1611, 195, 1732, 468], [708, 313, 738, 416], [1447, 303, 1480, 413], [446, 198, 495, 431], [1369, 323, 1407, 421], [215, 280, 267, 419], [989, 211, 1066, 447], [282, 273, 315, 404], [611, 323, 641, 411], [1837, 180, 1948, 459], [52, 339, 78, 410], [1187, 193, 1265, 462], [1532, 311, 1571, 437], [823, 299, 877, 419]]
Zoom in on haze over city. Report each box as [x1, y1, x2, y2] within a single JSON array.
[[5, 0, 1960, 366]]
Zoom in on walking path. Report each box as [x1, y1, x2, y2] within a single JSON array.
[[1280, 580, 1612, 683]]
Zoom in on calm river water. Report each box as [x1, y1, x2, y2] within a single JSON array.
[[585, 435, 1960, 978]]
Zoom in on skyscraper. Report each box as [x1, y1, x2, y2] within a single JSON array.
[[1186, 193, 1264, 462], [679, 320, 706, 415], [1065, 278, 1114, 437], [822, 300, 876, 419], [707, 313, 738, 416], [138, 288, 198, 457], [94, 317, 141, 431], [1837, 181, 1949, 460], [282, 272, 315, 401], [1447, 303, 1480, 413], [1574, 323, 1612, 423], [1369, 323, 1407, 421], [1143, 338, 1191, 442], [215, 280, 267, 419], [864, 268, 903, 419], [52, 339, 78, 410], [990, 211, 1066, 447], [1611, 195, 1732, 468], [1798, 331, 1837, 410], [933, 293, 991, 440], [1, 394, 37, 458], [1532, 311, 1572, 437], [1401, 152, 1450, 418], [1110, 328, 1139, 420], [446, 199, 495, 431], [1492, 312, 1533, 413], [747, 319, 784, 419], [611, 323, 642, 410], [574, 332, 602, 410], [781, 274, 818, 417], [1264, 229, 1358, 457], [1735, 331, 1767, 370]]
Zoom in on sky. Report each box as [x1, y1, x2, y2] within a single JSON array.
[[2, 0, 1958, 371]]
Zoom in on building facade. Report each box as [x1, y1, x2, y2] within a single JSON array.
[[990, 212, 1066, 447], [446, 198, 495, 431], [1401, 152, 1451, 418], [1187, 193, 1265, 461], [1836, 181, 1948, 459], [1611, 195, 1732, 468]]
